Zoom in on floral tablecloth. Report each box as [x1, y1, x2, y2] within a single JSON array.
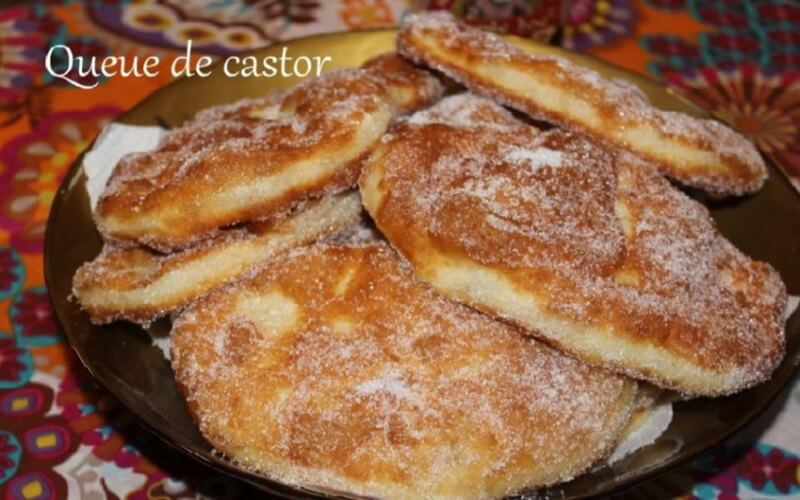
[[0, 1, 798, 499]]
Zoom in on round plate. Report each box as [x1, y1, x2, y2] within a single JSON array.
[[45, 29, 800, 498]]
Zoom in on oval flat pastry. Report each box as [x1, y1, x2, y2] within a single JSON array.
[[95, 55, 442, 251], [397, 12, 767, 197], [171, 241, 636, 499], [73, 191, 362, 325], [360, 94, 787, 396]]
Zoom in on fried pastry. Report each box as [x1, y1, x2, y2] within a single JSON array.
[[73, 191, 361, 325], [95, 56, 443, 251], [397, 12, 766, 197], [361, 53, 445, 113], [171, 241, 637, 499], [360, 94, 787, 396]]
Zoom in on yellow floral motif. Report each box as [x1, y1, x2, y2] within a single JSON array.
[[339, 0, 394, 29]]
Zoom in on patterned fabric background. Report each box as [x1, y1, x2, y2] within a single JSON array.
[[0, 1, 798, 499]]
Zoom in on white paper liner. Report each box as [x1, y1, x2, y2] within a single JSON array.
[[83, 122, 166, 210], [607, 401, 673, 464]]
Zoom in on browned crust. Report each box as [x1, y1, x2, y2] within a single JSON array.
[[95, 57, 443, 252], [396, 12, 767, 197], [170, 241, 638, 497], [361, 53, 445, 113], [359, 94, 787, 396], [74, 192, 363, 325]]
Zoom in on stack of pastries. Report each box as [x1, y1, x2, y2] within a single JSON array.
[[72, 13, 788, 500]]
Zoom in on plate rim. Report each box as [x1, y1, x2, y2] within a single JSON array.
[[43, 27, 800, 499]]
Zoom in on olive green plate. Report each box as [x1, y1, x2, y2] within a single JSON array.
[[44, 30, 800, 498]]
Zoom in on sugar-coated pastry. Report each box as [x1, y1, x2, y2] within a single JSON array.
[[95, 56, 443, 251], [397, 12, 767, 197], [73, 191, 362, 325], [171, 241, 637, 499], [360, 94, 787, 396]]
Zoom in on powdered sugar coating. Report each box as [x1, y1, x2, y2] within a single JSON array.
[[96, 56, 443, 251], [398, 12, 767, 196], [73, 192, 363, 325], [361, 94, 787, 395], [170, 241, 635, 498], [505, 146, 564, 171], [405, 91, 521, 131], [395, 94, 624, 274], [361, 52, 445, 114]]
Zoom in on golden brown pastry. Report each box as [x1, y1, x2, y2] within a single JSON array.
[[73, 191, 361, 325], [95, 55, 443, 251], [397, 12, 767, 197], [360, 94, 787, 396], [171, 240, 637, 499]]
